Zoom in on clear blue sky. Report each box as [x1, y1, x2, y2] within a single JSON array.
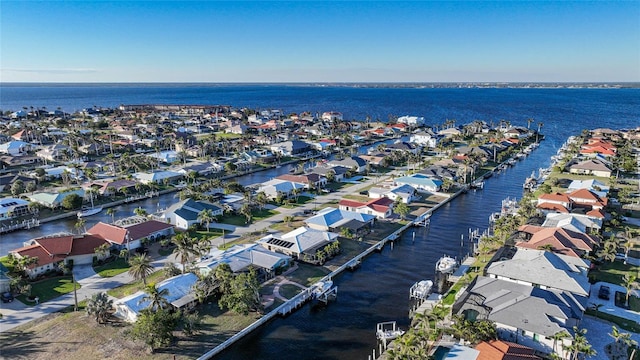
[[1, 1, 639, 82]]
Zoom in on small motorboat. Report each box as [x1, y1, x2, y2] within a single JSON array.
[[312, 280, 333, 299], [436, 255, 457, 274], [77, 206, 103, 218], [376, 321, 405, 341], [410, 280, 433, 299]]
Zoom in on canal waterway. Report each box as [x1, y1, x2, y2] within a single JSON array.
[[215, 138, 557, 360]]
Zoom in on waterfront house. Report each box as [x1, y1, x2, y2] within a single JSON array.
[[328, 156, 367, 173], [310, 165, 348, 182], [27, 189, 85, 209], [199, 244, 291, 280], [146, 150, 179, 164], [409, 131, 438, 148], [453, 276, 581, 355], [257, 227, 338, 260], [368, 184, 418, 204], [133, 170, 183, 185], [359, 153, 386, 167], [269, 140, 312, 156], [393, 173, 442, 192], [35, 143, 70, 162], [161, 198, 223, 230], [396, 115, 425, 126], [11, 234, 110, 279], [0, 154, 40, 167], [386, 141, 420, 154], [474, 340, 541, 360], [256, 179, 305, 200], [114, 273, 198, 322], [567, 179, 609, 198], [304, 207, 375, 234], [86, 179, 138, 197], [419, 165, 457, 181], [275, 173, 327, 190], [338, 197, 394, 219], [516, 227, 599, 258], [0, 197, 31, 220], [568, 159, 612, 178], [541, 213, 603, 233], [486, 248, 591, 297], [87, 219, 174, 251], [536, 193, 572, 211], [567, 188, 608, 211], [321, 111, 343, 122]]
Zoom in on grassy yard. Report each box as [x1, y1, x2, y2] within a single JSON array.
[[220, 209, 279, 226], [342, 194, 371, 202], [0, 255, 15, 272], [93, 257, 129, 277], [586, 308, 640, 333], [589, 260, 640, 286], [17, 276, 80, 305], [286, 263, 330, 286], [280, 196, 314, 208], [107, 271, 167, 299], [213, 132, 241, 139], [279, 284, 304, 299], [369, 221, 404, 241], [324, 182, 354, 191]]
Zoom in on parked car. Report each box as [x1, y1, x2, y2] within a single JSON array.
[[598, 285, 611, 300], [1, 292, 14, 303]]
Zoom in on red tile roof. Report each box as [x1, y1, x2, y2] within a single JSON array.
[[276, 173, 322, 184], [538, 193, 571, 203], [536, 202, 570, 213], [475, 340, 541, 360], [568, 188, 608, 206], [339, 197, 393, 214], [586, 208, 605, 218], [13, 244, 64, 268], [126, 220, 173, 240], [517, 227, 598, 257], [87, 222, 129, 245]]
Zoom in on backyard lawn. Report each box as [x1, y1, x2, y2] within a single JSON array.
[[93, 257, 130, 277], [107, 271, 167, 298], [589, 260, 640, 286], [17, 276, 80, 305], [219, 209, 279, 226], [286, 263, 330, 286]]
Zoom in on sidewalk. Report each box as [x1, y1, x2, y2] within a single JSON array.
[[0, 174, 390, 333]]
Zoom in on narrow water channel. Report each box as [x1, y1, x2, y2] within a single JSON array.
[[215, 141, 557, 360]]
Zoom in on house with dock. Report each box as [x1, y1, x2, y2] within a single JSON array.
[[199, 244, 291, 281], [161, 198, 223, 230], [304, 207, 375, 235], [257, 227, 339, 261], [87, 219, 174, 251], [338, 197, 394, 219], [393, 173, 442, 192]]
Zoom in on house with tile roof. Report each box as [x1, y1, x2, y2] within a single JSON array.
[[87, 220, 174, 251], [11, 234, 110, 278], [161, 198, 223, 230], [453, 276, 582, 355], [338, 197, 394, 219], [567, 179, 609, 198], [567, 188, 608, 210], [304, 207, 375, 234], [114, 273, 198, 322], [486, 248, 591, 297], [257, 227, 338, 260], [516, 227, 599, 258], [568, 159, 612, 178], [474, 340, 541, 360]]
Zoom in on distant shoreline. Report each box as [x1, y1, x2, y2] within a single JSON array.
[[1, 82, 639, 89]]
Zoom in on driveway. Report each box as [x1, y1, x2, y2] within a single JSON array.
[[73, 264, 99, 284], [589, 282, 640, 325], [581, 315, 640, 359]]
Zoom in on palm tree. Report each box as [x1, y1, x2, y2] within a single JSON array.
[[283, 215, 294, 227], [86, 292, 113, 324], [197, 209, 215, 233], [133, 207, 148, 217], [622, 274, 639, 307], [240, 203, 253, 224], [139, 283, 170, 311], [172, 233, 198, 273], [59, 261, 79, 311], [128, 253, 154, 285], [94, 243, 111, 261], [106, 207, 116, 223], [74, 218, 86, 234]]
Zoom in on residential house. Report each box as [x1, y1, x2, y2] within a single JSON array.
[[114, 273, 198, 322], [0, 155, 40, 167], [0, 174, 37, 193], [0, 197, 31, 220], [256, 179, 305, 200], [147, 150, 179, 164], [568, 159, 612, 178], [394, 173, 442, 192], [338, 197, 394, 219], [516, 226, 599, 258], [133, 170, 183, 185], [542, 213, 603, 233], [368, 184, 418, 204], [486, 248, 591, 297], [536, 193, 572, 212], [304, 207, 375, 234], [87, 220, 174, 251], [474, 340, 541, 360], [386, 141, 420, 154], [0, 140, 32, 156], [269, 140, 312, 156], [161, 198, 223, 230], [178, 161, 223, 176], [35, 143, 70, 162], [11, 234, 110, 278], [86, 179, 138, 197], [453, 276, 582, 355], [396, 115, 425, 126], [410, 131, 438, 148], [438, 127, 462, 138], [359, 153, 386, 167], [567, 188, 608, 211], [328, 156, 367, 173], [27, 189, 84, 209], [275, 173, 327, 189], [310, 165, 349, 182], [321, 111, 343, 122], [419, 165, 457, 181], [567, 179, 609, 198], [257, 227, 338, 260], [199, 244, 291, 280]]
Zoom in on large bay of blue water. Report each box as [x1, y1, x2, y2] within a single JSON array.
[[1, 84, 638, 359]]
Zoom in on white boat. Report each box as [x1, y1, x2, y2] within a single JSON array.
[[312, 280, 333, 298], [77, 206, 103, 218], [436, 255, 457, 274], [410, 280, 433, 299], [376, 321, 405, 341]]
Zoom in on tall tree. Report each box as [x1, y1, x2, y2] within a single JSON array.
[[197, 209, 215, 233], [139, 283, 170, 311], [128, 253, 154, 285], [172, 233, 198, 273], [86, 292, 113, 324]]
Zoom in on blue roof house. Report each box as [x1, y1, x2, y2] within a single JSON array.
[[394, 174, 443, 192]]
